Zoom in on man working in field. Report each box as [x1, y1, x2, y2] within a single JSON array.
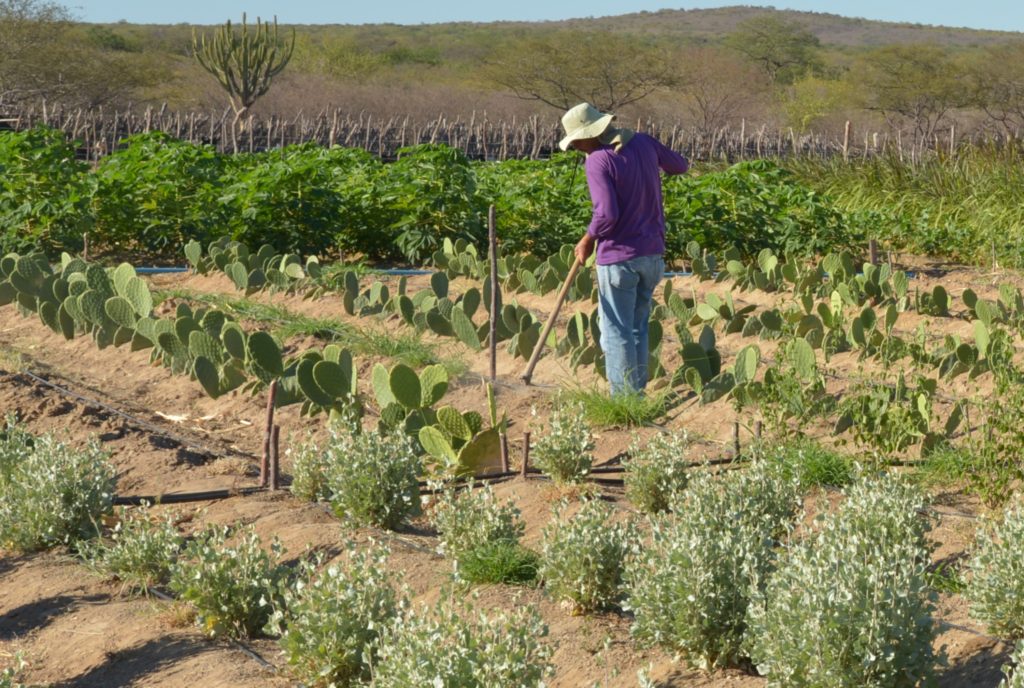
[[560, 102, 689, 396]]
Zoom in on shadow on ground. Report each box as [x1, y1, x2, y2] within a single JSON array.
[[0, 593, 106, 640], [55, 636, 221, 688]]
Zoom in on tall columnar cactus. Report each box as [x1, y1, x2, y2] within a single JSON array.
[[192, 14, 295, 122]]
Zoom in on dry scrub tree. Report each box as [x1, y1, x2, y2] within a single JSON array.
[[485, 31, 677, 112]]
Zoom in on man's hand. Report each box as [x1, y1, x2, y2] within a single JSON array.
[[574, 233, 595, 265]]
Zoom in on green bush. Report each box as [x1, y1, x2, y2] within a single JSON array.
[[93, 132, 225, 254], [0, 653, 25, 688], [624, 462, 800, 669], [539, 499, 636, 612], [475, 153, 590, 257], [382, 144, 483, 264], [369, 593, 552, 687], [0, 126, 93, 255], [530, 402, 594, 484], [663, 159, 863, 260], [325, 428, 422, 530], [222, 143, 367, 256], [79, 504, 183, 593], [169, 525, 289, 639], [622, 430, 690, 513], [429, 482, 524, 565], [968, 503, 1024, 639], [267, 543, 400, 687], [0, 420, 116, 552], [746, 472, 938, 687]]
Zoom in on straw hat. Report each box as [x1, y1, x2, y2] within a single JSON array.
[[559, 102, 614, 151]]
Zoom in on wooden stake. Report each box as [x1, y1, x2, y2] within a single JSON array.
[[869, 239, 879, 266], [488, 204, 499, 383], [754, 420, 763, 440], [260, 381, 277, 488], [732, 421, 741, 457], [842, 120, 851, 161], [521, 432, 531, 479], [500, 432, 510, 474], [270, 424, 280, 491]]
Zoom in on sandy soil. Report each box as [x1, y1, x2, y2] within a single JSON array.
[[0, 259, 1017, 687]]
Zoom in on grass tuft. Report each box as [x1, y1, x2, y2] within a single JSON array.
[[758, 437, 854, 489], [562, 387, 668, 427], [457, 540, 540, 586], [155, 287, 461, 373]]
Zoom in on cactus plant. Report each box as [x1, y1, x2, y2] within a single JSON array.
[[192, 14, 295, 123]]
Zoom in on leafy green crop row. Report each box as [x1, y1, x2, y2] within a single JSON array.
[[1, 126, 869, 263]]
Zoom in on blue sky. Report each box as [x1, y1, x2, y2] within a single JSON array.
[[68, 1, 1024, 32]]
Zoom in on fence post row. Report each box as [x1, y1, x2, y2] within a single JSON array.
[[0, 101, 993, 162]]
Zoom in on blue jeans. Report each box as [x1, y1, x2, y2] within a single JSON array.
[[596, 254, 664, 396]]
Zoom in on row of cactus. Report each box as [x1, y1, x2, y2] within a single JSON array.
[[1, 251, 506, 475], [185, 238, 329, 296], [684, 240, 918, 310], [433, 239, 596, 303], [963, 284, 1024, 332], [1, 252, 155, 350]]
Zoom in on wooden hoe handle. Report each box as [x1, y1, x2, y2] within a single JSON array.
[[520, 256, 584, 385]]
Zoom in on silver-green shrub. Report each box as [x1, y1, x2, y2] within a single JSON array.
[[0, 653, 25, 688], [539, 498, 636, 612], [290, 432, 332, 502], [624, 462, 800, 669], [530, 402, 594, 483], [429, 481, 524, 562], [368, 593, 552, 687], [324, 428, 422, 530], [1002, 644, 1024, 688], [267, 542, 400, 687], [169, 525, 289, 639], [291, 412, 361, 502], [746, 472, 938, 687], [0, 421, 116, 552], [80, 504, 183, 593], [968, 502, 1024, 638], [622, 430, 690, 513]]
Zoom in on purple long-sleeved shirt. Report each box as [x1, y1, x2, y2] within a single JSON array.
[[584, 132, 689, 265]]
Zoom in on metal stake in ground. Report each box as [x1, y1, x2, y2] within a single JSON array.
[[521, 256, 583, 385]]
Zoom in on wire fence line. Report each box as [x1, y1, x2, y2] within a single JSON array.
[[0, 100, 988, 163]]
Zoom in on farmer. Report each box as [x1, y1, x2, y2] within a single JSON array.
[[560, 102, 689, 396]]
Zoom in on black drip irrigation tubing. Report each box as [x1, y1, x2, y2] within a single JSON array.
[[5, 362, 981, 521], [12, 369, 260, 462]]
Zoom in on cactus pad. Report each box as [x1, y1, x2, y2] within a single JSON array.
[[104, 296, 138, 329], [388, 363, 422, 410], [418, 426, 457, 463], [419, 364, 448, 407], [296, 358, 334, 406], [247, 331, 284, 378], [450, 306, 480, 350]]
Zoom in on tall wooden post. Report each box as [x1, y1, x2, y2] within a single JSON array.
[[488, 205, 499, 383]]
